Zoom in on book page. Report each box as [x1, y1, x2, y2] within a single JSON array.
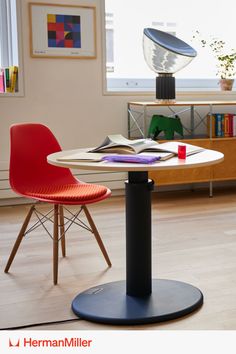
[[57, 152, 108, 162], [156, 141, 204, 155], [139, 152, 175, 161], [90, 134, 159, 154]]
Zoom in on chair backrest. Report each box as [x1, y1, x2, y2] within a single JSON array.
[[10, 123, 76, 195]]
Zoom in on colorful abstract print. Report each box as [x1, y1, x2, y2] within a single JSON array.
[[47, 14, 81, 48]]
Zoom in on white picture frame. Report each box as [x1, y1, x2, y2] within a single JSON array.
[[29, 3, 96, 59]]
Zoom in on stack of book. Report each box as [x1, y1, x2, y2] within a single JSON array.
[[207, 113, 236, 137], [0, 66, 18, 93]]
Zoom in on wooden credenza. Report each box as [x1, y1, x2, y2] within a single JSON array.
[[128, 101, 236, 191], [149, 137, 236, 186]]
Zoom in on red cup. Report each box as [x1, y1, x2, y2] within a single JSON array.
[[178, 144, 186, 159]]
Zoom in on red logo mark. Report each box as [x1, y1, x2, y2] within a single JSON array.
[[9, 339, 20, 347]]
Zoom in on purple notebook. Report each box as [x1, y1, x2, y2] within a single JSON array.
[[102, 154, 160, 164]]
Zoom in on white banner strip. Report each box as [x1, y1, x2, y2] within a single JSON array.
[[1, 330, 236, 354]]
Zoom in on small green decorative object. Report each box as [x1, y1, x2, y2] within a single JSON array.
[[148, 115, 184, 140]]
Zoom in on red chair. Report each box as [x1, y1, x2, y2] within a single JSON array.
[[4, 123, 112, 284]]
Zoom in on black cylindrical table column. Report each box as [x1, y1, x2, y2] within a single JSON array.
[[126, 171, 153, 296]]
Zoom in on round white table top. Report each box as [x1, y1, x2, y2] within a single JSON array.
[[47, 148, 224, 172]]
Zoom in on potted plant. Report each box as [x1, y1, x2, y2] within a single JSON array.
[[193, 31, 236, 90]]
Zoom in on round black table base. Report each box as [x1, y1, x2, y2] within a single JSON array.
[[72, 279, 203, 325]]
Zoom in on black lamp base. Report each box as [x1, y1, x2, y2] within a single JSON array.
[[156, 75, 175, 101]]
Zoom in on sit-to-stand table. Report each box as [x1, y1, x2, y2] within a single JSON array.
[[48, 149, 223, 325]]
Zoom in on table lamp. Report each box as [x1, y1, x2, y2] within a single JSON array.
[[143, 28, 197, 101]]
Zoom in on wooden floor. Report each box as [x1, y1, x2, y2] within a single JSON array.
[[1, 188, 236, 330]]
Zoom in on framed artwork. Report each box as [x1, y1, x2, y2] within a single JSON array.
[[29, 3, 96, 59]]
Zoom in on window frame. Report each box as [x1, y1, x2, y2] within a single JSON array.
[[0, 0, 24, 97]]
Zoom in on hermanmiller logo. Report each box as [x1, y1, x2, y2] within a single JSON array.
[[9, 339, 20, 347], [9, 337, 92, 348]]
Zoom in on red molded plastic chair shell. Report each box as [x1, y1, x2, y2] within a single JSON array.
[[9, 123, 111, 204]]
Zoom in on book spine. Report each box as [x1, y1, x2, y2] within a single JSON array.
[[233, 115, 236, 136], [0, 69, 5, 93], [221, 113, 225, 137], [10, 66, 18, 92], [229, 114, 233, 137], [224, 113, 230, 137], [207, 114, 216, 138], [4, 68, 11, 93], [215, 113, 223, 137]]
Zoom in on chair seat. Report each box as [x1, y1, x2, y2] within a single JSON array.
[[25, 183, 109, 204]]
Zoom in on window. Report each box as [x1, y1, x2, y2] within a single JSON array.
[[104, 0, 236, 92], [0, 0, 21, 94], [105, 12, 114, 73]]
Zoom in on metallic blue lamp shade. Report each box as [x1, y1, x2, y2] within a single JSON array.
[[143, 28, 197, 101]]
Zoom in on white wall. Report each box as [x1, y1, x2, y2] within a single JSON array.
[[1, 0, 236, 199], [0, 0, 128, 161]]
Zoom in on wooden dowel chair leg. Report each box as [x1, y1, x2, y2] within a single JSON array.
[[4, 205, 35, 273], [53, 204, 59, 285], [82, 205, 112, 267], [59, 205, 66, 257]]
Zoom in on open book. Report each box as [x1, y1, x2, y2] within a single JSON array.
[[57, 151, 174, 162], [89, 134, 204, 156], [57, 135, 204, 163]]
